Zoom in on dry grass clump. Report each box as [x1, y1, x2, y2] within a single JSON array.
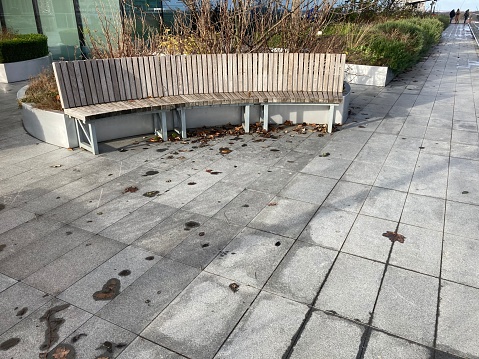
[[22, 70, 62, 111]]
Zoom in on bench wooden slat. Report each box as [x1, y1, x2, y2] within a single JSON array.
[[201, 54, 208, 94], [147, 57, 157, 98], [292, 53, 299, 92], [257, 53, 264, 92], [191, 55, 199, 94], [137, 57, 147, 98], [180, 55, 189, 95], [251, 53, 258, 92], [66, 62, 81, 107], [78, 61, 92, 105], [114, 58, 126, 101], [297, 53, 304, 92], [131, 58, 142, 99], [83, 61, 98, 104], [73, 62, 86, 106], [158, 56, 168, 96], [175, 55, 183, 95], [206, 54, 214, 93], [102, 59, 115, 102], [52, 62, 70, 108], [237, 54, 243, 92], [142, 57, 152, 98], [197, 55, 204, 94], [108, 59, 121, 101], [165, 55, 175, 96], [122, 58, 133, 100], [212, 55, 219, 93]]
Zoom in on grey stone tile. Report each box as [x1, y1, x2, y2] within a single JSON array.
[[373, 266, 437, 346], [290, 311, 365, 359], [447, 173, 479, 206], [72, 192, 153, 234], [450, 143, 479, 160], [437, 280, 479, 358], [167, 218, 242, 269], [451, 130, 479, 145], [133, 210, 211, 256], [390, 224, 442, 277], [375, 165, 415, 192], [274, 151, 316, 172], [452, 121, 478, 132], [445, 201, 479, 240], [0, 217, 63, 261], [142, 272, 259, 359], [98, 258, 200, 334], [23, 235, 126, 295], [63, 315, 136, 359], [299, 206, 357, 250], [409, 153, 449, 199], [360, 187, 407, 222], [249, 196, 318, 238], [300, 156, 352, 180], [420, 139, 451, 157], [0, 282, 51, 335], [0, 273, 16, 293], [399, 124, 427, 138], [401, 194, 445, 231], [206, 227, 293, 287], [442, 233, 479, 288], [215, 291, 308, 359], [279, 173, 337, 205], [320, 140, 365, 160], [218, 160, 265, 188], [246, 167, 297, 194], [323, 181, 371, 213], [342, 160, 383, 185], [58, 246, 160, 314], [265, 241, 336, 304], [182, 182, 243, 217], [117, 336, 183, 359], [100, 202, 178, 244], [363, 330, 433, 359], [384, 148, 419, 170], [424, 127, 452, 142], [214, 189, 274, 226], [392, 136, 423, 152], [0, 225, 94, 280], [0, 298, 91, 359], [342, 215, 395, 263], [316, 253, 384, 323], [0, 208, 35, 235]]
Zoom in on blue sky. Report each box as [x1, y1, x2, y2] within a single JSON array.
[[428, 0, 476, 12]]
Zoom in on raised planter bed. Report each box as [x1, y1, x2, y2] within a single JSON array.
[[345, 64, 394, 87], [0, 55, 52, 83]]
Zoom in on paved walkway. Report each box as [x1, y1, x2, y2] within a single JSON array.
[[1, 24, 479, 359]]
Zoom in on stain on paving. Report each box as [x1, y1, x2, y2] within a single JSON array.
[[92, 278, 121, 301], [39, 304, 70, 351], [0, 337, 20, 351]]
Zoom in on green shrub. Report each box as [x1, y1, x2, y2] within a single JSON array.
[[435, 14, 450, 29], [0, 34, 48, 63], [407, 17, 444, 51]]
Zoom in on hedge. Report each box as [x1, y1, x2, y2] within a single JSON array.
[[0, 34, 48, 64]]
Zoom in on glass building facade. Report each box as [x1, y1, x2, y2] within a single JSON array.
[[0, 0, 169, 59]]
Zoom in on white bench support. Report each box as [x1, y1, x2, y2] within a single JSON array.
[[328, 105, 337, 134], [153, 112, 168, 140], [173, 109, 187, 138], [75, 119, 99, 155], [261, 104, 269, 131], [243, 105, 250, 133]]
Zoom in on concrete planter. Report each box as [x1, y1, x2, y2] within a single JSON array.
[[17, 86, 78, 149], [0, 55, 52, 83], [345, 63, 394, 87]]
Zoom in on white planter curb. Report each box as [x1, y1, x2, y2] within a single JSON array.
[[0, 54, 52, 83]]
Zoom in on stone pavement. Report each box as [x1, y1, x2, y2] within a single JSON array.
[[1, 24, 479, 359]]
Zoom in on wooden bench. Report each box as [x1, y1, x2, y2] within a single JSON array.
[[53, 53, 346, 154]]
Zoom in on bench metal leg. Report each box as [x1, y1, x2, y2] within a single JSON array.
[[328, 105, 336, 134], [243, 105, 250, 133], [153, 112, 167, 140], [261, 104, 269, 131], [75, 119, 99, 155], [174, 109, 187, 139]]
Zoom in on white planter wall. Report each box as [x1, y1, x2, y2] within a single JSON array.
[[345, 64, 394, 87], [0, 55, 52, 83]]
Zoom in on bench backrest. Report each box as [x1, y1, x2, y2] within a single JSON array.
[[53, 53, 346, 110]]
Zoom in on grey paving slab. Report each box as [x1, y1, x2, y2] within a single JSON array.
[[23, 235, 126, 295], [0, 208, 36, 235], [450, 142, 479, 160], [98, 258, 200, 334], [0, 225, 94, 280], [451, 129, 479, 145], [374, 165, 415, 192], [274, 151, 316, 172], [116, 336, 183, 359], [278, 173, 337, 205], [215, 291, 308, 359], [316, 253, 384, 323], [58, 246, 160, 314], [360, 187, 407, 222], [342, 160, 383, 185], [0, 273, 16, 293], [290, 311, 365, 359], [442, 233, 479, 288], [141, 272, 259, 359], [383, 148, 419, 170], [319, 140, 365, 160], [248, 196, 319, 238], [265, 241, 336, 304], [214, 189, 274, 226], [409, 153, 449, 199], [0, 282, 50, 335], [437, 280, 479, 358], [424, 127, 452, 142], [390, 224, 442, 277], [300, 156, 352, 180], [206, 227, 293, 287], [298, 206, 357, 250], [99, 202, 178, 244], [401, 193, 445, 231], [133, 210, 211, 256], [182, 181, 244, 217], [342, 215, 395, 263], [447, 158, 479, 205], [62, 315, 136, 359], [167, 217, 242, 269], [246, 167, 297, 194], [322, 181, 371, 213], [0, 298, 91, 359], [445, 201, 479, 240], [373, 266, 437, 346], [363, 330, 433, 359], [0, 216, 63, 261]]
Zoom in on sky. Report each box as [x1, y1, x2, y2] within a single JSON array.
[[430, 0, 477, 12]]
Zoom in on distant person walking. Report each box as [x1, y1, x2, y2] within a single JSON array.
[[455, 9, 461, 24], [464, 9, 470, 24], [450, 9, 456, 23]]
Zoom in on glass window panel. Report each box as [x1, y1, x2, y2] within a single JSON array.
[[2, 0, 37, 34]]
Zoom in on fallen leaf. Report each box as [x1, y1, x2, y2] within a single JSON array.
[[219, 147, 232, 154], [268, 202, 278, 206], [92, 278, 121, 301], [382, 231, 406, 243], [123, 186, 138, 193], [229, 283, 239, 293], [188, 182, 197, 185], [143, 191, 160, 197], [0, 338, 20, 351], [319, 152, 330, 157]]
